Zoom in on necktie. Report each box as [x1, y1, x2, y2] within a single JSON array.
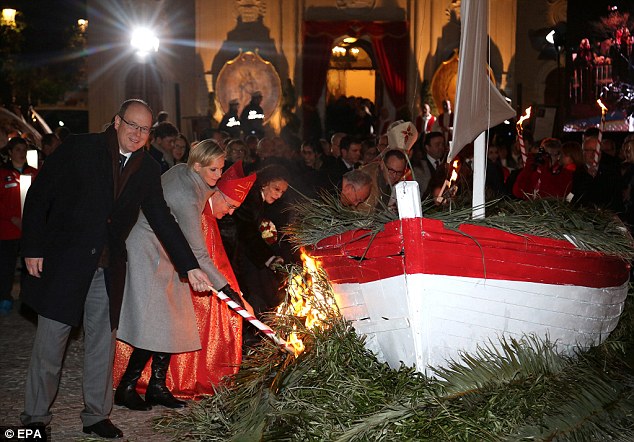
[[434, 160, 440, 169], [119, 154, 126, 173]]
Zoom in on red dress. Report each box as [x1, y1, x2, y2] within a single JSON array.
[[113, 202, 243, 398]]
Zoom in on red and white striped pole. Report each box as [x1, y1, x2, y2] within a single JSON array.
[[208, 286, 296, 355], [595, 99, 607, 168], [516, 106, 531, 167]]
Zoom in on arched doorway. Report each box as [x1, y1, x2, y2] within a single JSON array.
[[125, 64, 163, 115], [301, 21, 409, 138], [326, 37, 378, 103]]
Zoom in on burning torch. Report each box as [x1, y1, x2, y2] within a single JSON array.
[[434, 159, 460, 205], [595, 99, 607, 170], [516, 106, 531, 167]]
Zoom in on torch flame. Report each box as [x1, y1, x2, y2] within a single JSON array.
[[597, 99, 607, 114], [449, 160, 459, 184], [517, 106, 532, 128]]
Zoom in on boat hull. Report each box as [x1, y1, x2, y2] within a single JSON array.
[[308, 217, 630, 373]]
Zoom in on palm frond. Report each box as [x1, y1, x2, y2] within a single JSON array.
[[285, 194, 634, 259], [159, 265, 634, 441], [284, 190, 397, 249]]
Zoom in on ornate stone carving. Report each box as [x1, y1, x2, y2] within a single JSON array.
[[547, 0, 567, 26], [335, 0, 376, 10], [430, 49, 495, 111], [445, 0, 461, 22], [235, 0, 266, 22], [216, 51, 281, 122]]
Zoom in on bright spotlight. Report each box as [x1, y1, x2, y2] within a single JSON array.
[[58, 121, 65, 127], [130, 27, 159, 56], [545, 30, 555, 45]]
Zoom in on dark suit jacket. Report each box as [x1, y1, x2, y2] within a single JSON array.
[[232, 186, 275, 268], [21, 125, 199, 329], [423, 157, 448, 198], [148, 145, 170, 174], [324, 157, 352, 188]]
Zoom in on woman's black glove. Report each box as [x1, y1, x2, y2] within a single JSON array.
[[219, 284, 245, 309]]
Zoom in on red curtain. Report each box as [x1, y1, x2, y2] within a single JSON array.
[[367, 22, 408, 109], [302, 21, 409, 128]]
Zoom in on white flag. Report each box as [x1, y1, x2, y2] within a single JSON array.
[[449, 0, 516, 162]]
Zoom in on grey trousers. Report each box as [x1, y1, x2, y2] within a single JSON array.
[[20, 268, 116, 426]]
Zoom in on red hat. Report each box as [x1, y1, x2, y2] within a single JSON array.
[[217, 161, 256, 204]]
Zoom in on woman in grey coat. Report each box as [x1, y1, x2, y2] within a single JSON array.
[[115, 139, 248, 410]]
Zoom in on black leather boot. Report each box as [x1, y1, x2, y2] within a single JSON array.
[[114, 348, 152, 411], [145, 352, 186, 409]]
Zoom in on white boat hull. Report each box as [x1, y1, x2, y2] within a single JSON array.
[[333, 274, 628, 373]]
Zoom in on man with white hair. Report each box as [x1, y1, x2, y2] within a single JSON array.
[[340, 169, 372, 209]]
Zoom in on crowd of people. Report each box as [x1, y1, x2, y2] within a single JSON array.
[[485, 126, 630, 220], [571, 22, 634, 104], [3, 94, 634, 439]]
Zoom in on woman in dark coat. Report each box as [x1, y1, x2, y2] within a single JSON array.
[[231, 164, 290, 323]]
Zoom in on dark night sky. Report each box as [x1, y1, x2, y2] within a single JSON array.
[[567, 1, 634, 49], [7, 0, 87, 55]]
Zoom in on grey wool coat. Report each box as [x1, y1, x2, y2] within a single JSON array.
[[117, 164, 228, 353]]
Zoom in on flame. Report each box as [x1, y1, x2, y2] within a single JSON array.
[[597, 99, 607, 114], [516, 106, 532, 128], [287, 328, 305, 356], [449, 160, 459, 184], [277, 251, 338, 356]]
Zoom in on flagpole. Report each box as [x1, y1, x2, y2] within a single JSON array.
[[471, 132, 486, 219]]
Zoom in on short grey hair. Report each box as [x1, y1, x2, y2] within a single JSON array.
[[343, 169, 372, 188]]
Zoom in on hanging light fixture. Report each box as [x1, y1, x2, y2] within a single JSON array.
[[1, 8, 17, 27]]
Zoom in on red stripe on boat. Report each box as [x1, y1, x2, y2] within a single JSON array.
[[308, 218, 629, 288]]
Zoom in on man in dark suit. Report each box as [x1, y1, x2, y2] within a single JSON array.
[[148, 121, 178, 174], [423, 131, 449, 198], [324, 135, 362, 188], [19, 99, 213, 439]]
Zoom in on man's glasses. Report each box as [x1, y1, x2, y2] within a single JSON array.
[[220, 191, 239, 210], [119, 115, 151, 135], [387, 167, 406, 176]]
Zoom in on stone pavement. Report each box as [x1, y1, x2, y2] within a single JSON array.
[[0, 276, 183, 441]]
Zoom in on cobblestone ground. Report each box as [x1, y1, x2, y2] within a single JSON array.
[[0, 276, 184, 441]]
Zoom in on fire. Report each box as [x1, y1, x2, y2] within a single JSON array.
[[449, 159, 459, 185], [597, 99, 607, 113], [277, 251, 338, 356], [286, 328, 305, 355], [434, 159, 461, 205], [516, 106, 532, 128]]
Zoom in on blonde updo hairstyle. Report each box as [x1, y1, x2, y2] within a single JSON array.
[[187, 138, 225, 168]]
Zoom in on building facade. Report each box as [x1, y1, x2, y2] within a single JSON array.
[[86, 0, 565, 139]]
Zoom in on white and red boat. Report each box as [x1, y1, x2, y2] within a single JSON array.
[[307, 187, 630, 373], [304, 0, 631, 374]]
